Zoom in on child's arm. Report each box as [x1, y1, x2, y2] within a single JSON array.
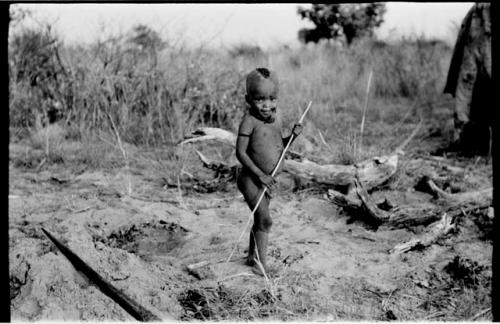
[[236, 117, 276, 189], [282, 123, 303, 146]]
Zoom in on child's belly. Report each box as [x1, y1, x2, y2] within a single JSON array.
[[248, 128, 284, 174]]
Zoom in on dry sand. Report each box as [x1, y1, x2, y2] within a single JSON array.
[[9, 142, 493, 321]]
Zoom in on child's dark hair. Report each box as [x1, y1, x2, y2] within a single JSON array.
[[246, 67, 279, 95], [256, 67, 271, 78]]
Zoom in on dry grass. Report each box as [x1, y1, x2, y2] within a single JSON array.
[[10, 24, 452, 159], [29, 123, 66, 158], [178, 266, 338, 321]]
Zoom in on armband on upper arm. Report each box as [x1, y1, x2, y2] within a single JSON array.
[[238, 115, 255, 138]]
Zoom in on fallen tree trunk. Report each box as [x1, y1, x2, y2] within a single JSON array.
[[181, 128, 400, 191], [390, 213, 456, 254], [179, 127, 236, 147], [328, 175, 493, 229], [415, 175, 492, 206], [389, 203, 492, 254]]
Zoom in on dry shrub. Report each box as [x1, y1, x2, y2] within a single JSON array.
[[29, 120, 66, 164]]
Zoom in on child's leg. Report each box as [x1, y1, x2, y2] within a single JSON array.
[[251, 195, 271, 273], [237, 169, 272, 270]]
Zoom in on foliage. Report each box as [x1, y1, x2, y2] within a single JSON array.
[[9, 24, 70, 127], [9, 4, 32, 29], [229, 44, 265, 59], [9, 19, 453, 152], [127, 24, 166, 53], [297, 3, 386, 45]]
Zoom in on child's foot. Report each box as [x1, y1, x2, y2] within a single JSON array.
[[246, 258, 256, 267], [251, 263, 271, 277]]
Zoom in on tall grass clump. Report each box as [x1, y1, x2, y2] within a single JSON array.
[[271, 37, 451, 163], [9, 23, 249, 147]]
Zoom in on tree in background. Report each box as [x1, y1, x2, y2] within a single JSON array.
[[125, 24, 166, 70], [127, 24, 166, 53], [297, 3, 386, 45]]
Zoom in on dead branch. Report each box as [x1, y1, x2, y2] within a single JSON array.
[[415, 175, 451, 199], [354, 153, 400, 191], [414, 176, 492, 206], [185, 257, 245, 270], [384, 206, 442, 229], [390, 213, 456, 254], [179, 127, 236, 147], [329, 175, 492, 230], [129, 195, 180, 205], [285, 159, 355, 188], [186, 261, 210, 271], [353, 178, 390, 225], [186, 261, 214, 280], [328, 179, 390, 228]]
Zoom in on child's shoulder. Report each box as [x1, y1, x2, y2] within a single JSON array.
[[239, 112, 257, 126], [238, 113, 258, 135]]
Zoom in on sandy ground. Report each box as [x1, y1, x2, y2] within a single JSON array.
[[9, 142, 493, 321]]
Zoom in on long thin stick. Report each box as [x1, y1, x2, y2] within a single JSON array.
[[41, 228, 161, 322], [219, 101, 313, 280], [358, 69, 373, 155]]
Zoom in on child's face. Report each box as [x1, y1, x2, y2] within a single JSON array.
[[246, 79, 278, 121]]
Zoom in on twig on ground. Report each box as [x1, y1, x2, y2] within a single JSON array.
[[35, 157, 47, 173], [276, 306, 296, 316], [424, 311, 446, 320], [295, 240, 320, 244], [468, 307, 491, 321], [219, 272, 254, 282], [73, 206, 93, 214], [381, 288, 398, 311], [129, 195, 179, 205]]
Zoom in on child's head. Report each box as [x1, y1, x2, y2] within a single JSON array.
[[245, 68, 279, 122]]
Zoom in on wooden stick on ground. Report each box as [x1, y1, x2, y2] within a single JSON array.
[[390, 213, 456, 254], [414, 175, 451, 200], [41, 228, 162, 322]]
